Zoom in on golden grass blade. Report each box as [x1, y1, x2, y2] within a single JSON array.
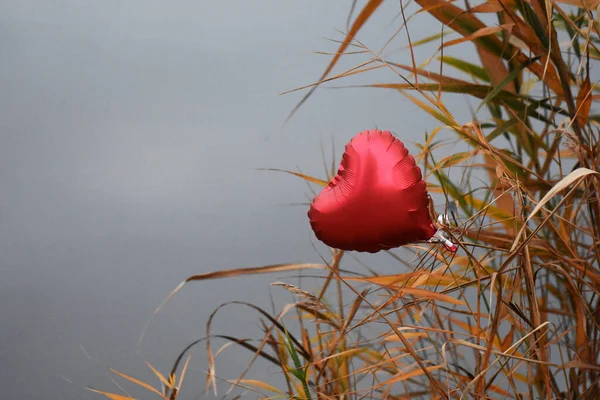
[[238, 379, 284, 394], [280, 62, 383, 95], [363, 81, 550, 121], [145, 362, 173, 391], [175, 354, 191, 392], [451, 372, 513, 396], [297, 304, 341, 329], [471, 0, 516, 13], [444, 335, 552, 365], [482, 153, 516, 225], [167, 374, 176, 391], [503, 1, 547, 55], [442, 24, 514, 49], [86, 389, 136, 400], [341, 289, 367, 331], [142, 263, 328, 355], [432, 151, 475, 170], [315, 348, 364, 365], [427, 0, 564, 95], [383, 332, 428, 341], [388, 62, 469, 85], [556, 0, 600, 6], [185, 263, 325, 282], [561, 360, 600, 370], [510, 168, 599, 252], [576, 75, 593, 128], [396, 287, 466, 305], [343, 272, 468, 287], [400, 91, 457, 128], [108, 369, 167, 399], [415, 126, 444, 163], [285, 0, 384, 121], [380, 365, 444, 385], [153, 263, 325, 314], [501, 325, 516, 352], [316, 0, 384, 79], [414, 0, 503, 55], [447, 322, 557, 396]]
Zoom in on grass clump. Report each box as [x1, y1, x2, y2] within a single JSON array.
[[95, 0, 600, 398]]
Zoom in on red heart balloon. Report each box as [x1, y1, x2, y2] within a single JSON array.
[[308, 130, 437, 253]]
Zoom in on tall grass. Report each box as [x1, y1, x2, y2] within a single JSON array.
[[94, 0, 599, 398]]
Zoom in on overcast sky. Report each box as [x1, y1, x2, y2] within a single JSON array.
[[0, 1, 477, 398]]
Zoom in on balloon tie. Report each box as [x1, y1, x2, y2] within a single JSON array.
[[429, 214, 458, 252]]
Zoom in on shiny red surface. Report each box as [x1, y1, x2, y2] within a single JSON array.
[[308, 130, 437, 253]]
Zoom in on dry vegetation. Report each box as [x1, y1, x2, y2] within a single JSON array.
[[94, 0, 600, 398]]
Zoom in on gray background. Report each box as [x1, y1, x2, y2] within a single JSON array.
[[0, 1, 475, 398]]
